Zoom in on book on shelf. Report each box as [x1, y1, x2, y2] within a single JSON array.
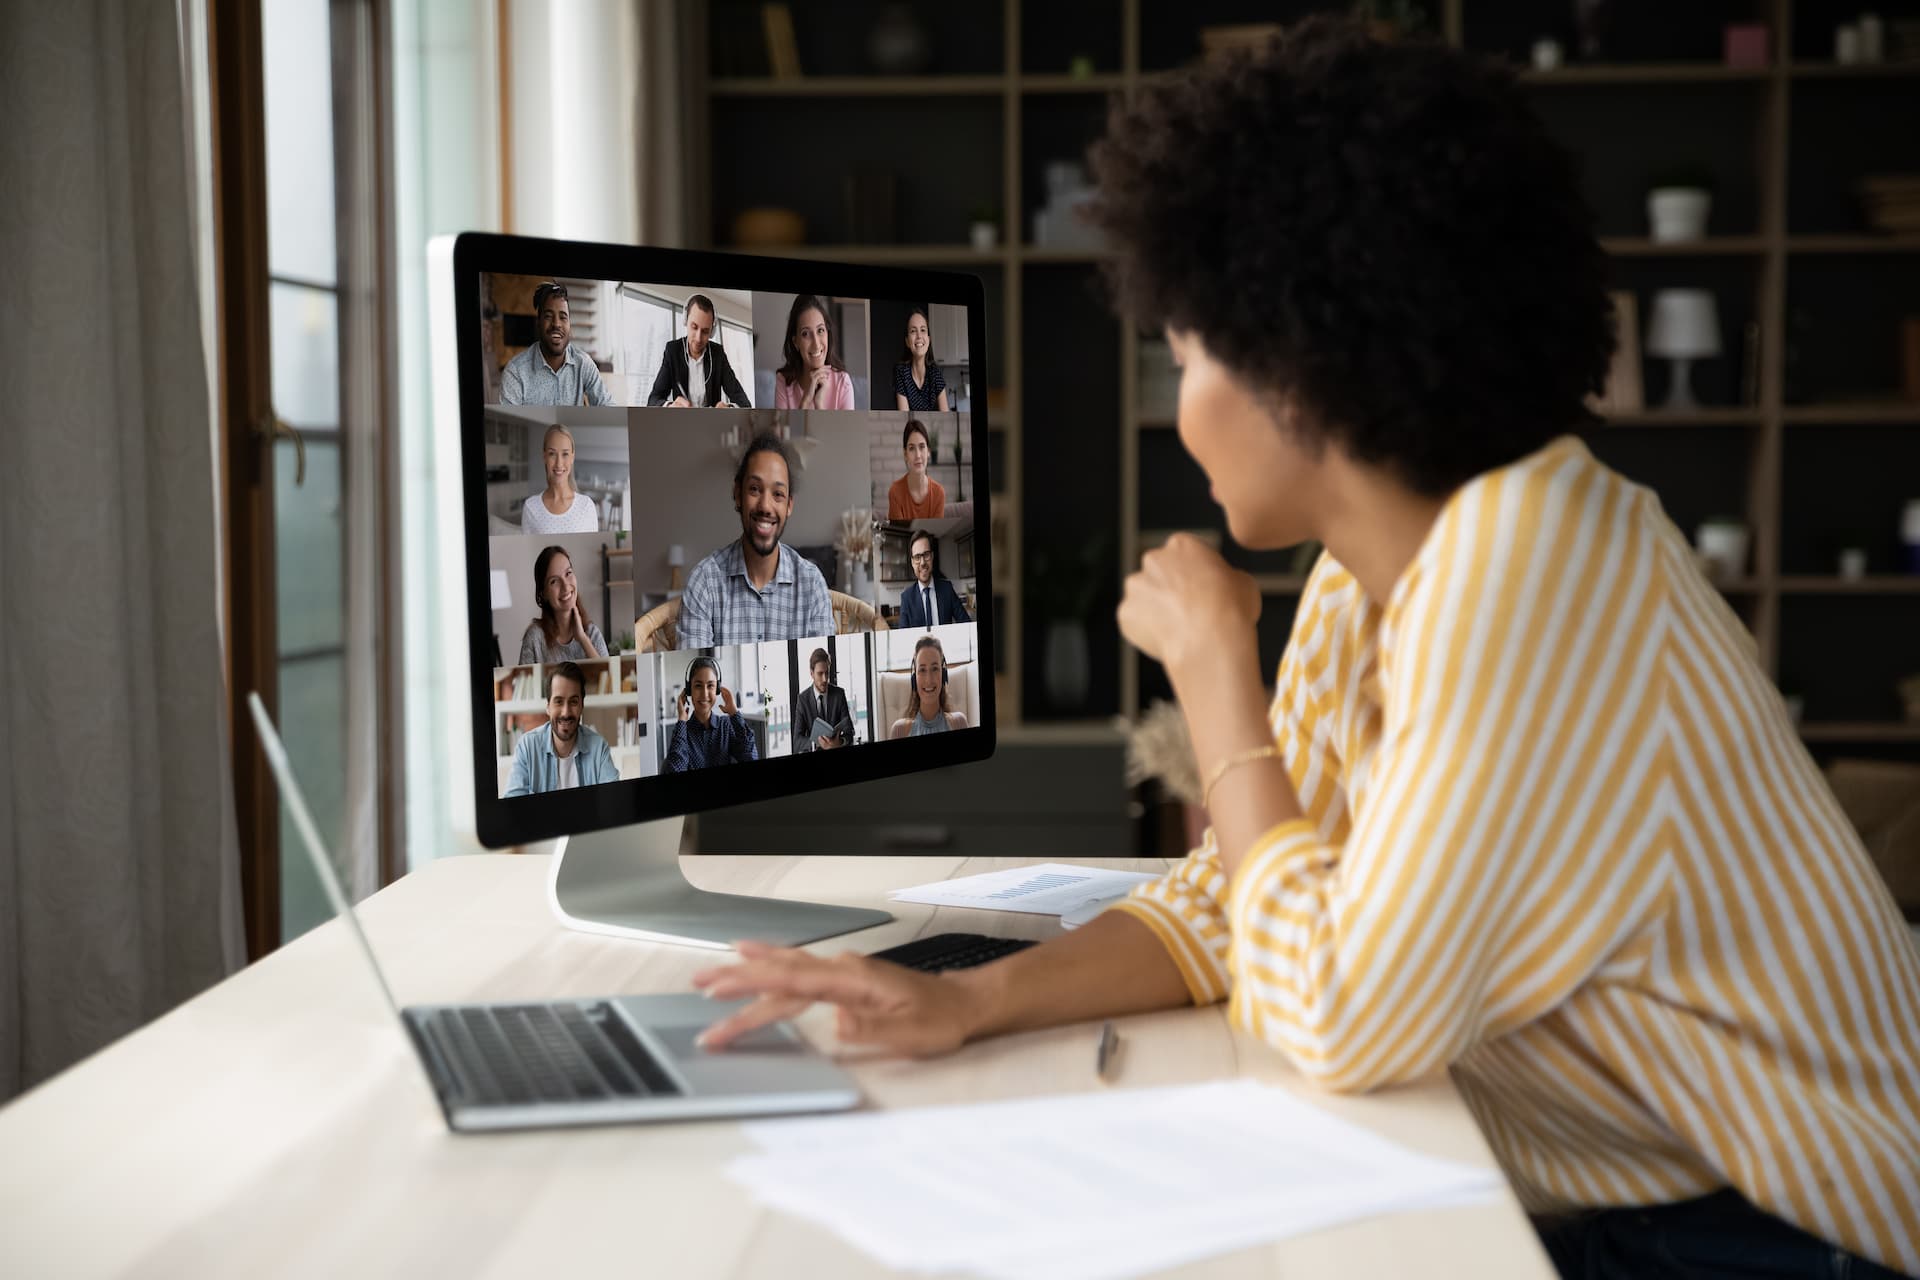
[[762, 3, 801, 78]]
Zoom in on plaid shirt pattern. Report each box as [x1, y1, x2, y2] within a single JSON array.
[[677, 540, 834, 646]]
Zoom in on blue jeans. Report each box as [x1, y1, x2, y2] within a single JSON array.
[[1535, 1189, 1915, 1279]]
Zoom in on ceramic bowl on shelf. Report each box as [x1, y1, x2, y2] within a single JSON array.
[[731, 207, 805, 248]]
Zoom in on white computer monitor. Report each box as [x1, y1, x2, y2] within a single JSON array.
[[446, 233, 995, 948]]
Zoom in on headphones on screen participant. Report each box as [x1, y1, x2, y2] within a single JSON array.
[[912, 636, 949, 689], [682, 654, 724, 700]]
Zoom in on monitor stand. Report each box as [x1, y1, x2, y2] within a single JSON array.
[[547, 816, 893, 950]]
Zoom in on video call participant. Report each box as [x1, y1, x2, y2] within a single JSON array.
[[500, 282, 615, 406], [518, 546, 608, 662], [773, 293, 855, 410], [678, 433, 834, 646], [665, 655, 759, 771], [897, 529, 970, 629], [520, 425, 599, 533], [889, 635, 968, 738], [647, 293, 751, 408], [794, 647, 853, 752], [502, 661, 618, 796], [893, 308, 949, 412], [886, 419, 945, 521]]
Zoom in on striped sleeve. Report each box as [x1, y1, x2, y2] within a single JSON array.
[[1110, 553, 1354, 1006], [1226, 458, 1674, 1093]]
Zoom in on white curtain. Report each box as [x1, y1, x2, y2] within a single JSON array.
[[0, 0, 244, 1099]]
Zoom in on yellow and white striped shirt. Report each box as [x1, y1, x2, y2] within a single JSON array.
[[1113, 436, 1920, 1271]]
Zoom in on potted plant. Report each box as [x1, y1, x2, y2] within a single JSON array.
[[1647, 166, 1716, 242], [1124, 700, 1207, 851], [969, 204, 999, 251]]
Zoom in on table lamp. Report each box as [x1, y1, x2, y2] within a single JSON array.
[[667, 544, 686, 593], [489, 569, 511, 667], [1646, 289, 1721, 411]]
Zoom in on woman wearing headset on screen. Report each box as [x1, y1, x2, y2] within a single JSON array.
[[772, 293, 856, 410], [893, 308, 949, 412], [517, 545, 607, 662], [666, 654, 759, 771], [888, 635, 967, 739], [519, 425, 600, 534]]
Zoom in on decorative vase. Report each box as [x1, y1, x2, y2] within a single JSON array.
[[1695, 520, 1749, 583], [850, 561, 871, 601], [1648, 188, 1711, 242], [969, 221, 998, 250], [1043, 620, 1091, 710]]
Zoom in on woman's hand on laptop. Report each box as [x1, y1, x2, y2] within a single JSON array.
[[693, 941, 982, 1056]]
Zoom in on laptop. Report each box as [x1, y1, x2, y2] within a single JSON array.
[[247, 692, 862, 1132]]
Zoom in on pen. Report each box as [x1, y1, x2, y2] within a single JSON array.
[[1095, 1020, 1120, 1084]]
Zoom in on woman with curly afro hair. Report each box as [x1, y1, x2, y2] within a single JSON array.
[[694, 20, 1920, 1276]]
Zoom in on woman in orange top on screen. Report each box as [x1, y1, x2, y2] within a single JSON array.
[[886, 419, 944, 520], [694, 21, 1920, 1277]]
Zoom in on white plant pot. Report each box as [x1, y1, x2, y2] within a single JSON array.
[[969, 221, 998, 250], [1648, 188, 1712, 243]]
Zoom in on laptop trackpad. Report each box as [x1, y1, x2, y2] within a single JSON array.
[[651, 1023, 805, 1059]]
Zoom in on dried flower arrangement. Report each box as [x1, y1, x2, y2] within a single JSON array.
[[835, 508, 875, 560], [1124, 700, 1201, 807]]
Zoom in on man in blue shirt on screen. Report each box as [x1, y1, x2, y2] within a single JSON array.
[[503, 662, 619, 795], [678, 434, 834, 646], [500, 282, 616, 406]]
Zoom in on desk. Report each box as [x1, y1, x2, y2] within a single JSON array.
[[0, 855, 1555, 1278]]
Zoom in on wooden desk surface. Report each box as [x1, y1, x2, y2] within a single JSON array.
[[0, 854, 1555, 1278]]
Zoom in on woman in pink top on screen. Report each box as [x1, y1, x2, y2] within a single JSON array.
[[773, 293, 856, 410]]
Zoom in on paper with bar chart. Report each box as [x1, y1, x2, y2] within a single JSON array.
[[886, 863, 1162, 917]]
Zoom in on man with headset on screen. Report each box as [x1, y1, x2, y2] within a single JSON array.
[[678, 434, 835, 646], [502, 661, 620, 795], [665, 654, 759, 771], [897, 529, 970, 629], [647, 292, 751, 408]]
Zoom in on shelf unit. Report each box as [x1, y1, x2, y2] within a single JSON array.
[[695, 0, 1920, 745]]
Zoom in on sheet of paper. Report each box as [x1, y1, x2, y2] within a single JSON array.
[[727, 1079, 1503, 1280], [887, 862, 1162, 917]]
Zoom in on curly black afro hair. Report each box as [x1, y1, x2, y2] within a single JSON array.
[[1088, 17, 1614, 497]]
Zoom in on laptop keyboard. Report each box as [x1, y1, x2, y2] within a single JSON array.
[[869, 932, 1037, 972], [422, 1002, 681, 1107]]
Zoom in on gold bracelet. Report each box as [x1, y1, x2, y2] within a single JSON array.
[[1201, 745, 1283, 812]]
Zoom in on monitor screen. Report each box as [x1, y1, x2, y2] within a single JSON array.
[[453, 235, 995, 850]]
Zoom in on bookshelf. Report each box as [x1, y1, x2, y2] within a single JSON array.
[[694, 0, 1920, 750]]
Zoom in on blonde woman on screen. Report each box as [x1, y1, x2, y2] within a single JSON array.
[[520, 425, 599, 534]]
